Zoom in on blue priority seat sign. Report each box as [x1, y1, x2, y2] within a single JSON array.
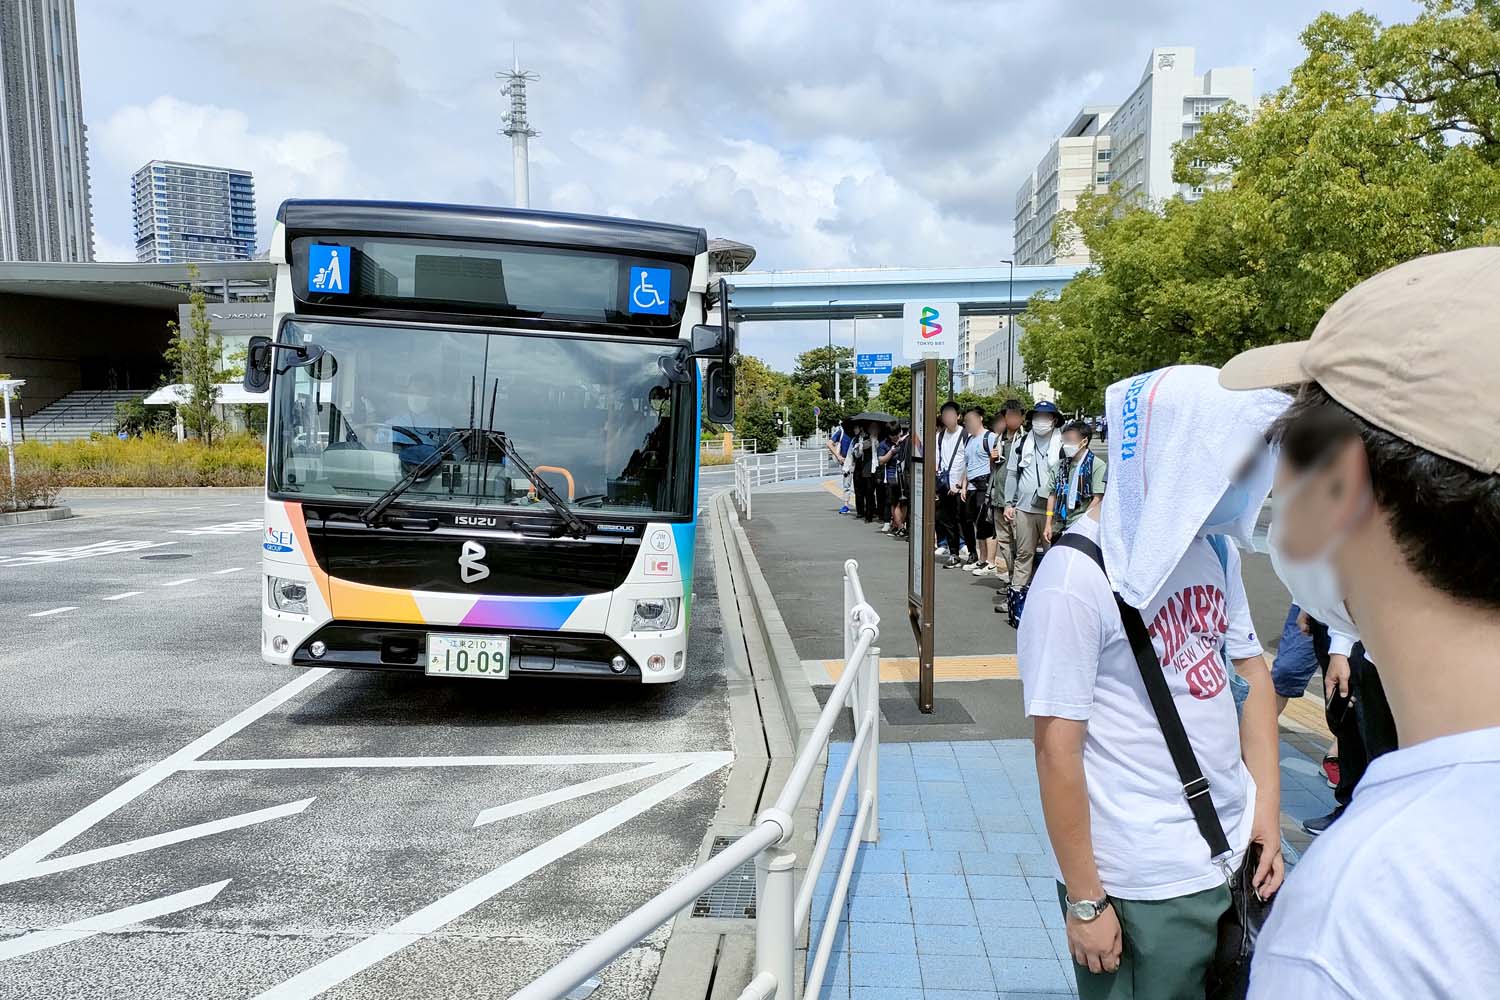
[[309, 244, 351, 295]]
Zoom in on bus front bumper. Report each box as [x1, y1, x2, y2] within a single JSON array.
[[262, 613, 687, 683]]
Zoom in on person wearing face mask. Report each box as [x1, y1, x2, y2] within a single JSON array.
[[1018, 366, 1287, 999], [1219, 248, 1500, 1000], [988, 400, 1027, 591], [1044, 419, 1106, 542], [1002, 399, 1064, 624]]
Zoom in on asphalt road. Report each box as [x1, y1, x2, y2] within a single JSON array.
[[0, 494, 734, 999]]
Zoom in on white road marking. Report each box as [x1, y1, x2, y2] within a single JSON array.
[[176, 505, 204, 511], [213, 567, 245, 575], [102, 591, 144, 601], [0, 540, 173, 567], [254, 753, 732, 999], [27, 607, 77, 618], [473, 759, 684, 827], [184, 752, 710, 771], [170, 519, 263, 536], [0, 799, 315, 886], [0, 668, 332, 876], [0, 880, 230, 962], [161, 578, 199, 587]]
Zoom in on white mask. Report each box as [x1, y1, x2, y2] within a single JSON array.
[[1032, 418, 1055, 435], [1266, 471, 1367, 637], [1061, 442, 1082, 459]]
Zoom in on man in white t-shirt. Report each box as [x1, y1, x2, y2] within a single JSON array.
[[1019, 366, 1287, 999], [1221, 248, 1500, 998]]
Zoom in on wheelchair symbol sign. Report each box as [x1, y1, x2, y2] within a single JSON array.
[[628, 266, 671, 315]]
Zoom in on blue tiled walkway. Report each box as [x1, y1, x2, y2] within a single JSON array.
[[809, 738, 1336, 999]]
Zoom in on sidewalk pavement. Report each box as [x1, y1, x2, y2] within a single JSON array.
[[741, 481, 1341, 996], [810, 738, 1337, 999]]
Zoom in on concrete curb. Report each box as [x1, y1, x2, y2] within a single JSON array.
[[58, 486, 263, 498], [722, 493, 824, 752], [0, 506, 72, 526], [652, 492, 832, 999]]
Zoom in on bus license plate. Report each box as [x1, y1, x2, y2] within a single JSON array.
[[426, 634, 510, 679]]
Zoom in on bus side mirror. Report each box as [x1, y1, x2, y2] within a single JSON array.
[[705, 361, 734, 424], [692, 278, 737, 363], [243, 335, 273, 393]]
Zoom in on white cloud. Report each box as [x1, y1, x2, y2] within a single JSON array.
[[96, 96, 357, 249]]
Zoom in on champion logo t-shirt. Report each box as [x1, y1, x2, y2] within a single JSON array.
[[1017, 515, 1263, 899]]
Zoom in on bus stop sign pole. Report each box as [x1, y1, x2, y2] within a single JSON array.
[[906, 359, 937, 713]]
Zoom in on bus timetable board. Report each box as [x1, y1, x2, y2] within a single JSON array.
[[908, 359, 937, 713]]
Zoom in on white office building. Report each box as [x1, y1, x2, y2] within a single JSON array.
[[1013, 47, 1253, 266], [972, 320, 1024, 395], [957, 315, 1004, 392]]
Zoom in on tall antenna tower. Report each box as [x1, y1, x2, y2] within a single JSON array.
[[498, 51, 539, 209]]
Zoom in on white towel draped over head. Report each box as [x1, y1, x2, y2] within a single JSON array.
[[1101, 365, 1290, 609]]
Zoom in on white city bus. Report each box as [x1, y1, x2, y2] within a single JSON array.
[[243, 200, 737, 684]]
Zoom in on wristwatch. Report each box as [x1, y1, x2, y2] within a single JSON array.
[[1065, 894, 1110, 922]]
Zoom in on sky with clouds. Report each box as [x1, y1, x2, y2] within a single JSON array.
[[76, 0, 1417, 374]]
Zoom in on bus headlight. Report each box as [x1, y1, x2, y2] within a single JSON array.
[[269, 576, 309, 615], [631, 597, 680, 631]]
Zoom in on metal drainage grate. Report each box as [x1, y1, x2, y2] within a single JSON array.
[[140, 552, 193, 561], [692, 835, 757, 918]]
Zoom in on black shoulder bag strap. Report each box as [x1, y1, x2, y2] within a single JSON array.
[[1050, 533, 1233, 864]]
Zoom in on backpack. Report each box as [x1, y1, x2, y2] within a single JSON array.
[[937, 431, 968, 490]]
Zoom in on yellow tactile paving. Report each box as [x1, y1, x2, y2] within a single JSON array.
[[820, 479, 844, 498], [815, 651, 1333, 740], [820, 654, 1021, 683]]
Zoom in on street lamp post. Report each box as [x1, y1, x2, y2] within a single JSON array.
[[827, 299, 839, 406], [1003, 259, 1016, 388]]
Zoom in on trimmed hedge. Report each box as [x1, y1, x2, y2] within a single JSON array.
[[16, 433, 266, 487]]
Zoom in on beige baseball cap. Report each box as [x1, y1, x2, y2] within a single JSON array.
[[1219, 246, 1500, 474]]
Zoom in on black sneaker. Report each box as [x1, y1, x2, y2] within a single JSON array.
[[1302, 806, 1345, 836], [943, 557, 962, 569]]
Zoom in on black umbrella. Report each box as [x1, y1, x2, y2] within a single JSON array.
[[850, 411, 898, 424]]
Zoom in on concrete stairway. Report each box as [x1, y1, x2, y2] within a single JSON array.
[[23, 389, 143, 442]]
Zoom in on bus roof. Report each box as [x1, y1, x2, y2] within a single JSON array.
[[277, 200, 708, 260]]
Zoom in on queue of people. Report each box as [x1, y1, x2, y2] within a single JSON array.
[[829, 398, 1109, 631], [1013, 248, 1500, 999]]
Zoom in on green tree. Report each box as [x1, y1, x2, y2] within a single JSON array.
[[1020, 0, 1500, 403], [786, 384, 820, 438], [792, 345, 870, 400], [736, 397, 782, 452], [873, 365, 912, 418], [164, 267, 226, 444]]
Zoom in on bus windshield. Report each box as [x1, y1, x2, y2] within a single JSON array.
[[268, 319, 694, 517]]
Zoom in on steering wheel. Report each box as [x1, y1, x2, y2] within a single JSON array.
[[347, 423, 425, 449]]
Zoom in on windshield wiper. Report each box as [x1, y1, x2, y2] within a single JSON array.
[[358, 428, 469, 526], [481, 429, 590, 539]]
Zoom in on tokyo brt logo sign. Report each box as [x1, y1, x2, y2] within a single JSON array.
[[919, 305, 944, 339]]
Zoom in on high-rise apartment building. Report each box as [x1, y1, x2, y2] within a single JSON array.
[[1013, 47, 1253, 266], [131, 160, 256, 263], [0, 0, 94, 261], [957, 315, 1005, 392]]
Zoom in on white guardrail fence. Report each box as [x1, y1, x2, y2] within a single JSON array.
[[515, 560, 881, 1000], [732, 449, 836, 521]]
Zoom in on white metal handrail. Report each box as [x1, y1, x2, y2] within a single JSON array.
[[515, 560, 881, 1000], [732, 449, 836, 521]]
